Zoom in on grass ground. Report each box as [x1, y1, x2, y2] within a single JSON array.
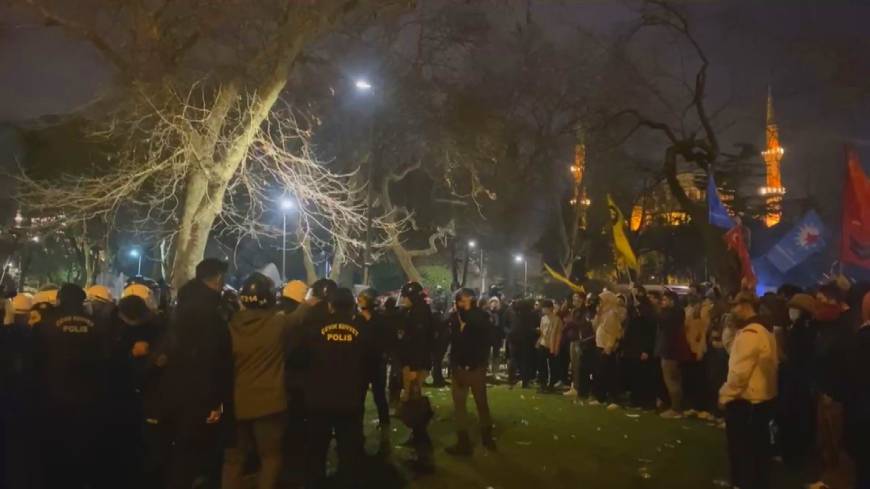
[[354, 384, 804, 489]]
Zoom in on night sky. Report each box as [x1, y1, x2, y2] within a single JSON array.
[[1, 0, 869, 250]]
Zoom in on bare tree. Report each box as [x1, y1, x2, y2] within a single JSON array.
[[14, 0, 408, 287], [611, 0, 748, 290]]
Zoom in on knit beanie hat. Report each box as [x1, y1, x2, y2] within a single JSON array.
[[282, 280, 308, 304]]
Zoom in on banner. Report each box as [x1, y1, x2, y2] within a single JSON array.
[[607, 195, 639, 273], [543, 263, 585, 294], [841, 145, 870, 269], [724, 224, 755, 285], [707, 173, 735, 229], [764, 210, 828, 273]]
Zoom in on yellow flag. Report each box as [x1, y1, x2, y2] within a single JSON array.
[[543, 263, 585, 294], [607, 194, 639, 272]]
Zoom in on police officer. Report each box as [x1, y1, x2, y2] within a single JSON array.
[[357, 288, 391, 453], [396, 282, 435, 471], [446, 288, 496, 455], [718, 292, 778, 489], [31, 283, 110, 489], [293, 287, 370, 488]]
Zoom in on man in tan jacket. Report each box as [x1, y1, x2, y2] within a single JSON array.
[[719, 292, 778, 489]]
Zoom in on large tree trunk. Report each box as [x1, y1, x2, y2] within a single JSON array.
[[299, 230, 319, 284], [391, 242, 424, 283], [169, 73, 288, 289]]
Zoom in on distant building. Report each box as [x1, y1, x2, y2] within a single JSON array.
[[760, 86, 786, 227], [630, 170, 705, 232]]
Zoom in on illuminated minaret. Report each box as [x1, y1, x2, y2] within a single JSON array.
[[569, 130, 590, 228], [760, 86, 785, 227]]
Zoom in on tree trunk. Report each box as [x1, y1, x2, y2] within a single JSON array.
[[391, 242, 424, 283], [169, 72, 288, 289], [299, 230, 319, 284], [662, 147, 738, 292]]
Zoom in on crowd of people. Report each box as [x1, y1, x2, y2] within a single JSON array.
[[0, 256, 868, 489], [0, 259, 501, 489], [484, 280, 869, 489]]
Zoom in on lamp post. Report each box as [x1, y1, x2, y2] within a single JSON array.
[[514, 254, 527, 297], [356, 77, 376, 286], [468, 240, 485, 294], [130, 248, 142, 276], [280, 198, 295, 282]]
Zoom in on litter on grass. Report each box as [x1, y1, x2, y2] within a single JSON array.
[[625, 413, 641, 418]]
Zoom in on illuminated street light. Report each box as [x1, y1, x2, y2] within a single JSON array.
[[514, 254, 528, 296], [130, 248, 143, 275], [31, 236, 40, 243], [354, 78, 373, 92], [468, 240, 485, 292], [279, 198, 296, 281]]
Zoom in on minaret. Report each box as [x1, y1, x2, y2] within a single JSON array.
[[760, 86, 785, 227]]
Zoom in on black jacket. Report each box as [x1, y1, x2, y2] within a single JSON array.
[[812, 311, 853, 402], [447, 307, 491, 370], [32, 303, 109, 409], [146, 279, 232, 421], [622, 301, 657, 358], [396, 302, 433, 370], [844, 324, 870, 455], [293, 311, 371, 413]]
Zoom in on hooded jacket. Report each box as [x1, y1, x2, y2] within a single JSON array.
[[229, 307, 290, 420], [594, 291, 626, 354]]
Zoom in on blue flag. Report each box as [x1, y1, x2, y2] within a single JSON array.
[[764, 210, 828, 273], [707, 173, 735, 229]]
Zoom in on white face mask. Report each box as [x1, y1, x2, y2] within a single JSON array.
[[788, 308, 801, 322]]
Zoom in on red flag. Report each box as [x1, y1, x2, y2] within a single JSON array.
[[724, 225, 755, 286], [841, 146, 870, 269]]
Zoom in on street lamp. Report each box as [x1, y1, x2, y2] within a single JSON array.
[[130, 248, 142, 276], [280, 198, 295, 282], [514, 254, 528, 296], [468, 240, 486, 293], [354, 78, 373, 92], [358, 77, 376, 286]]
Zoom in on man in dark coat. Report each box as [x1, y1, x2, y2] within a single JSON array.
[[396, 282, 435, 471], [445, 289, 495, 455], [506, 299, 539, 388], [845, 291, 870, 489], [622, 288, 657, 409], [143, 258, 233, 489], [32, 283, 110, 489]]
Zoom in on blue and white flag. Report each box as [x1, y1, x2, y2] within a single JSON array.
[[707, 173, 735, 229], [764, 210, 828, 273]]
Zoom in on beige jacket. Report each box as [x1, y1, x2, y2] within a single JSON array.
[[684, 302, 712, 360], [718, 322, 778, 405]]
